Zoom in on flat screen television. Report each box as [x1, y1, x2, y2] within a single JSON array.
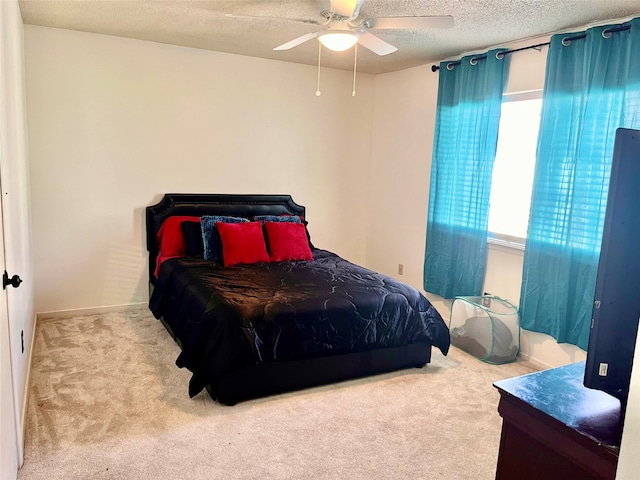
[[584, 127, 640, 407]]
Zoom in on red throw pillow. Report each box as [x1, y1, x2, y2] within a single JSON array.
[[217, 221, 270, 266], [155, 216, 201, 276], [265, 222, 313, 262], [157, 216, 201, 256]]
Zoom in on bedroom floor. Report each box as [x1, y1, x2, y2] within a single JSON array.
[[19, 308, 539, 479]]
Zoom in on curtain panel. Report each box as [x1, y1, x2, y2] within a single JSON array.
[[424, 49, 510, 299], [520, 18, 640, 350]]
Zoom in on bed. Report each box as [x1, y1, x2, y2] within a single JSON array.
[[147, 193, 450, 405]]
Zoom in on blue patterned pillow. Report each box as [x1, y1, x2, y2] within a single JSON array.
[[201, 215, 249, 262], [253, 215, 302, 224]]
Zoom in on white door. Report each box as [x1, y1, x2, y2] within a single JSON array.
[[0, 1, 36, 475], [0, 195, 18, 479]]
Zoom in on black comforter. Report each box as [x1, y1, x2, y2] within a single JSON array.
[[149, 249, 450, 396]]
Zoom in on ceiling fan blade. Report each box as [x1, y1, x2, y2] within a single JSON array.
[[274, 32, 321, 51], [329, 0, 363, 18], [357, 32, 397, 56], [366, 15, 454, 30], [225, 14, 321, 26]]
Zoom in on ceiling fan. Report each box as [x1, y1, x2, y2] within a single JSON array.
[[226, 0, 454, 56]]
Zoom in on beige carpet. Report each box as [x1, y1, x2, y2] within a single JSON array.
[[19, 308, 538, 480]]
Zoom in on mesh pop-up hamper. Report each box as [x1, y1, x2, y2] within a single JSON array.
[[449, 296, 519, 364]]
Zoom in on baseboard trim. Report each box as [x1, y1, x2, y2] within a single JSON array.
[[517, 351, 554, 370], [37, 303, 148, 321]]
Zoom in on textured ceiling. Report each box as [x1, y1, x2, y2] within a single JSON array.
[[18, 0, 640, 75]]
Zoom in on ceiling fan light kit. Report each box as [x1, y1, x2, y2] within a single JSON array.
[[318, 31, 359, 52]]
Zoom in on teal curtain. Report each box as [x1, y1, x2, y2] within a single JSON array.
[[424, 50, 510, 298], [520, 18, 640, 349]]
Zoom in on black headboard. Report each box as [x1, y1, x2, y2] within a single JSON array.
[[145, 193, 306, 283]]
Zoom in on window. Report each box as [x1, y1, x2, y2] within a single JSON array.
[[488, 91, 543, 246]]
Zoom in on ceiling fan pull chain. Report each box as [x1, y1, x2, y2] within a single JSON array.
[[352, 42, 358, 97], [316, 42, 322, 96]]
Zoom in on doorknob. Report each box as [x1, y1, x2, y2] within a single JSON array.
[[3, 271, 22, 289]]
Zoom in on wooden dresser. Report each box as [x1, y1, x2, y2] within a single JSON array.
[[494, 362, 622, 480]]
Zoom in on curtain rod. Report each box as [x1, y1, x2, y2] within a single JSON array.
[[430, 41, 550, 72], [431, 24, 632, 72]]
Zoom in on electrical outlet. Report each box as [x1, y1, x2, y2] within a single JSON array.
[[398, 264, 404, 275]]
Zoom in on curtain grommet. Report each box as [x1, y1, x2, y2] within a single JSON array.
[[562, 37, 571, 46], [446, 63, 455, 71], [602, 29, 612, 39], [496, 51, 505, 60], [469, 57, 478, 66]]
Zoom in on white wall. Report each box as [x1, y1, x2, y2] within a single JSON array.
[[366, 63, 437, 296], [24, 26, 374, 314], [0, 0, 36, 468], [368, 35, 587, 369], [616, 328, 640, 479]]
